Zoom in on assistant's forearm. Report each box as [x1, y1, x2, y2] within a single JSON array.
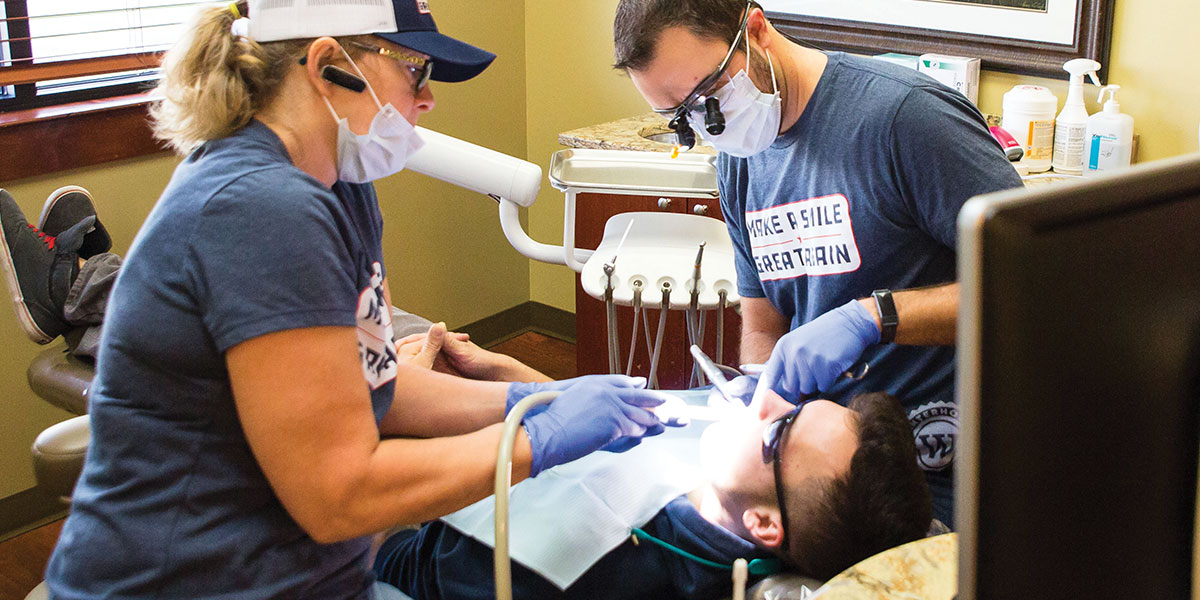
[[857, 283, 958, 346], [320, 424, 532, 542], [381, 365, 509, 436]]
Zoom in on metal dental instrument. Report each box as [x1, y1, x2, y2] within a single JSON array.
[[716, 289, 727, 364], [603, 261, 618, 374], [691, 344, 739, 406], [687, 243, 706, 386], [647, 283, 671, 390], [603, 221, 636, 374], [625, 281, 643, 377]]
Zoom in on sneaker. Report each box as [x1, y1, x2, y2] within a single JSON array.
[[0, 189, 91, 344], [37, 185, 111, 259]]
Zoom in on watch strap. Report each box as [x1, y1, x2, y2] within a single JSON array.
[[872, 289, 898, 344]]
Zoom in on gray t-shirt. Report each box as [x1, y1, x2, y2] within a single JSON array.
[[718, 53, 1023, 526], [47, 121, 399, 599]]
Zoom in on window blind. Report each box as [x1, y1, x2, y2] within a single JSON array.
[[1, 0, 213, 108]]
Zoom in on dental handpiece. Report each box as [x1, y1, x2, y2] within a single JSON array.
[[690, 345, 737, 406]]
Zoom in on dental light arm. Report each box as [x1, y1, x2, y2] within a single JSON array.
[[407, 127, 590, 266]]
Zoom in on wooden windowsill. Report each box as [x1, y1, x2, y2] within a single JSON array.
[[0, 93, 170, 183]]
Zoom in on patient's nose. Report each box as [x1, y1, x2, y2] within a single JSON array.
[[756, 389, 793, 420]]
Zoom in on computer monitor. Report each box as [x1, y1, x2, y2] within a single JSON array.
[[957, 153, 1200, 599]]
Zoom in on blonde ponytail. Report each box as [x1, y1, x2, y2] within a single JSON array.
[[149, 2, 307, 155]]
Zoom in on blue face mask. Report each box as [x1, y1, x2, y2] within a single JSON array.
[[321, 46, 425, 183]]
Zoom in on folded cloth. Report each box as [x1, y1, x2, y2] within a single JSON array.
[[441, 390, 710, 589]]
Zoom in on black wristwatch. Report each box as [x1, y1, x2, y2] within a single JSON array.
[[871, 289, 898, 344]]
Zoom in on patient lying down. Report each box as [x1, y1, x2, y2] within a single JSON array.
[[378, 328, 932, 600]]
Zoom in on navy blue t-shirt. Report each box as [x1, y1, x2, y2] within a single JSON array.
[[718, 53, 1022, 526], [47, 121, 399, 599], [375, 496, 770, 599]]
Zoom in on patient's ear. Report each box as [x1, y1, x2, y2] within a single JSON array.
[[742, 506, 784, 549]]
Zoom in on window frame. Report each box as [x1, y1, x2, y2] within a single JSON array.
[[0, 1, 183, 180]]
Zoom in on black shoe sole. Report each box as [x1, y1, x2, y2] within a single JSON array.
[[38, 185, 92, 231], [0, 217, 54, 343]]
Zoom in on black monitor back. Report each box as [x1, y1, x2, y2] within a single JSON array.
[[957, 153, 1200, 599]]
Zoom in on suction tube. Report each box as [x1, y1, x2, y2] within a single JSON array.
[[494, 391, 561, 600]]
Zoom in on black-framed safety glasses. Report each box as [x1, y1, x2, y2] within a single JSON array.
[[653, 0, 755, 148], [350, 41, 434, 94], [762, 401, 805, 551]]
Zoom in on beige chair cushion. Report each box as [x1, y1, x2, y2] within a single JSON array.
[[32, 414, 90, 501], [26, 346, 94, 415]]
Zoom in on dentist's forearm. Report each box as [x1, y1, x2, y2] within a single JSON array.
[[857, 283, 958, 346]]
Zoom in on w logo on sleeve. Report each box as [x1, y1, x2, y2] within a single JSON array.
[[909, 401, 957, 471]]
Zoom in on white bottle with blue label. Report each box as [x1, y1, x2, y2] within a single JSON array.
[[1083, 85, 1134, 177]]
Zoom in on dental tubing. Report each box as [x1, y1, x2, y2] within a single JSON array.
[[495, 390, 561, 600]]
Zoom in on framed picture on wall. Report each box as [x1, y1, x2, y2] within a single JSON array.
[[761, 0, 1115, 81]]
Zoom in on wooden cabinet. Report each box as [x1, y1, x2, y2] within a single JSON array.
[[574, 192, 740, 389]]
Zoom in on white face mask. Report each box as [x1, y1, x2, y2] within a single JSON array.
[[695, 36, 782, 158], [322, 47, 425, 184]]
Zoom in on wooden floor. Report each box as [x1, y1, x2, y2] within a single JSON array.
[[0, 332, 575, 600]]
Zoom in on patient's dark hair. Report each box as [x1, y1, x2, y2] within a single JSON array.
[[612, 0, 760, 71], [781, 392, 933, 580]]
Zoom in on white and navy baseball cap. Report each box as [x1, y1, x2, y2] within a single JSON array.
[[247, 0, 496, 82]]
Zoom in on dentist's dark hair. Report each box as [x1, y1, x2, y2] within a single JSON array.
[[780, 392, 933, 580], [613, 0, 760, 72]]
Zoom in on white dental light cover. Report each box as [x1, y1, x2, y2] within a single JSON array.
[[441, 390, 710, 590], [406, 127, 543, 207]]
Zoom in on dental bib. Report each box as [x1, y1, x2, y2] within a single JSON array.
[[441, 390, 710, 589]]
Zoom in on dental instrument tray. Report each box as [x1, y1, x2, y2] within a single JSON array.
[[549, 148, 718, 197]]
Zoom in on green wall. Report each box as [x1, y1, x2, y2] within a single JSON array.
[[524, 0, 650, 314], [0, 3, 528, 502]]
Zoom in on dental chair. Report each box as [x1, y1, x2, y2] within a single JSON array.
[[24, 345, 92, 600]]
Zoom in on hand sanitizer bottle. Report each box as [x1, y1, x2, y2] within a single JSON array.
[[1052, 58, 1102, 175], [1083, 85, 1134, 177]]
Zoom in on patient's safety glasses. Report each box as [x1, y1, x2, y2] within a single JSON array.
[[350, 41, 433, 94], [762, 401, 805, 550]]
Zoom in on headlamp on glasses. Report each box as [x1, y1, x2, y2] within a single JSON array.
[[653, 0, 753, 150]]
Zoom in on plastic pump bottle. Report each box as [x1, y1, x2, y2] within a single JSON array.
[[1083, 85, 1134, 177], [1052, 58, 1102, 175]]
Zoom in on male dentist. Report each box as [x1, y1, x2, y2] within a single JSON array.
[[613, 0, 1022, 525]]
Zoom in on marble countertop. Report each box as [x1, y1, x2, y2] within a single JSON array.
[[558, 112, 717, 155], [811, 533, 958, 600], [558, 115, 1079, 187]]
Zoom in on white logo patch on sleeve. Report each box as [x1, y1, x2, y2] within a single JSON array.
[[909, 401, 957, 471], [745, 193, 861, 281], [357, 262, 397, 390]]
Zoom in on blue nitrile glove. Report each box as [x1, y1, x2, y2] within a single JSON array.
[[507, 375, 646, 417], [752, 300, 880, 405], [707, 374, 759, 407], [522, 381, 669, 477]]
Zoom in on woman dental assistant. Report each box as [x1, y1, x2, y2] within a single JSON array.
[[45, 2, 666, 598]]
